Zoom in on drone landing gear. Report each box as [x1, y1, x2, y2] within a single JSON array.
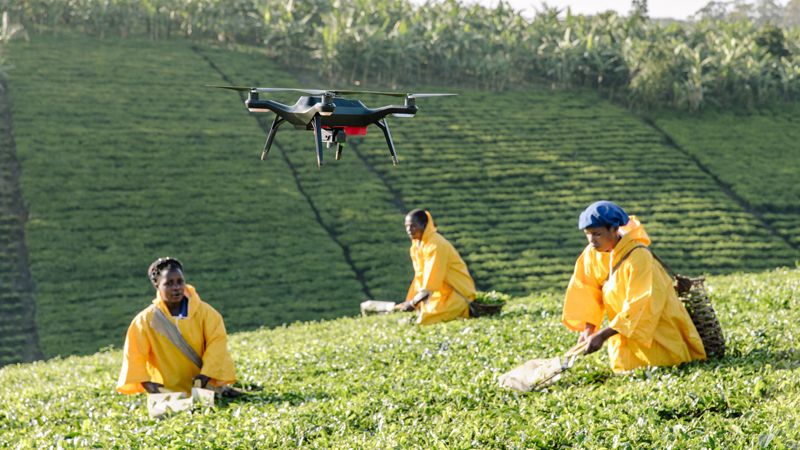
[[311, 114, 324, 167], [261, 115, 286, 160], [374, 118, 398, 165]]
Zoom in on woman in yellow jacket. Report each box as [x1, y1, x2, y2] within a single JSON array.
[[563, 201, 706, 373], [116, 257, 238, 395], [399, 209, 476, 325]]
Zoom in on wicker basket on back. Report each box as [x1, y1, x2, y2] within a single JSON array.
[[613, 245, 726, 359]]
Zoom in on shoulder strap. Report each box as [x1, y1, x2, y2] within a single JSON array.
[[445, 282, 471, 305], [610, 245, 679, 279], [149, 305, 203, 369]]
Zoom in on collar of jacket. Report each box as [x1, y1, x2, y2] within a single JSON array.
[[611, 215, 651, 254], [415, 210, 438, 245], [153, 284, 198, 317]]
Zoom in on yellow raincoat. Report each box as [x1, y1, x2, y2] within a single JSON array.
[[117, 285, 237, 395], [407, 211, 475, 325], [562, 216, 706, 373]]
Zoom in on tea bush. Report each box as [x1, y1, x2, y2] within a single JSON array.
[[0, 268, 798, 448]]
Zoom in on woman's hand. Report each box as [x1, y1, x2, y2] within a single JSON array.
[[578, 323, 596, 346], [193, 375, 211, 389], [583, 327, 619, 355], [141, 381, 168, 394], [399, 301, 416, 312]]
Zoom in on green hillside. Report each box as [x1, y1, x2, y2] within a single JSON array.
[[1, 268, 798, 448], [4, 35, 368, 359], [2, 35, 799, 362], [652, 107, 800, 249]]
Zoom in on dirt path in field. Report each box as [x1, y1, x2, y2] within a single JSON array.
[[192, 47, 374, 299], [0, 81, 44, 364], [644, 118, 800, 254]]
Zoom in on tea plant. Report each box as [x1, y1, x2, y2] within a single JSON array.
[[0, 268, 798, 448]]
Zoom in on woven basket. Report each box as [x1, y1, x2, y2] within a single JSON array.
[[469, 301, 505, 318], [676, 276, 726, 359]]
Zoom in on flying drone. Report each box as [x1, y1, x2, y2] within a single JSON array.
[[209, 86, 455, 167]]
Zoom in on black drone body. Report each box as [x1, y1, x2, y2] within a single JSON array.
[[210, 86, 454, 167]]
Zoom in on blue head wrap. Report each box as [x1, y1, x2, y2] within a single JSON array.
[[578, 201, 629, 230]]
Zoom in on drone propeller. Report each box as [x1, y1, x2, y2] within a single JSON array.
[[409, 93, 458, 98], [208, 85, 329, 95], [208, 85, 455, 99]]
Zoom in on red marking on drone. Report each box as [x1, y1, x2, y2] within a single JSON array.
[[322, 126, 367, 135], [344, 127, 367, 135]]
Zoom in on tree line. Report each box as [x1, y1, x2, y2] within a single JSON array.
[[2, 0, 800, 110]]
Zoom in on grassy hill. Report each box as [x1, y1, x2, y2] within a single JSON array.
[[1, 268, 798, 448], [1, 35, 799, 363]]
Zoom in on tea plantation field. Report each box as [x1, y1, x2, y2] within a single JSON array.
[[1, 268, 798, 448], [3, 35, 367, 360], [652, 107, 800, 249], [2, 35, 800, 363]]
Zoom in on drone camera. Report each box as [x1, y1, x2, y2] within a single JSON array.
[[321, 128, 346, 148]]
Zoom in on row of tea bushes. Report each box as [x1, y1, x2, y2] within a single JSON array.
[[0, 267, 798, 447], [652, 106, 800, 249], [6, 35, 368, 358]]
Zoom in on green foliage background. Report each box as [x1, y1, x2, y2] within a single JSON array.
[[1, 268, 798, 448], [3, 0, 800, 110]]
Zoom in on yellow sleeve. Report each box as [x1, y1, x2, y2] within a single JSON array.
[[116, 315, 151, 395], [406, 245, 421, 300], [607, 250, 664, 347], [200, 307, 237, 387], [562, 248, 605, 332], [421, 243, 448, 292]]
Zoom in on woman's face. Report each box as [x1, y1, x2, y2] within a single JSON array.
[[157, 268, 186, 305], [583, 226, 619, 252]]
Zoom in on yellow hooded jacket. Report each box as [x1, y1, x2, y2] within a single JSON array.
[[407, 211, 475, 325], [116, 285, 237, 395], [562, 216, 706, 373]]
